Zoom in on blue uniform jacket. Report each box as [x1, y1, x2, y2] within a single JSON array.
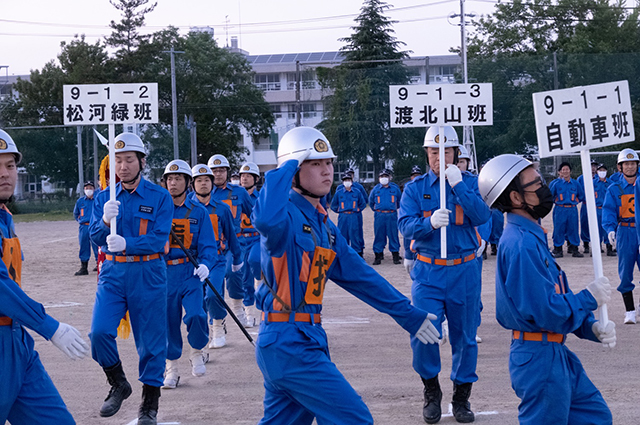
[[241, 189, 259, 235], [190, 193, 242, 265], [603, 178, 636, 234], [368, 183, 401, 211], [549, 178, 583, 206], [0, 207, 58, 339], [594, 177, 609, 208], [252, 161, 427, 334], [73, 196, 94, 225], [211, 183, 254, 237], [166, 196, 219, 270], [398, 170, 490, 256], [330, 186, 366, 213], [496, 213, 598, 339], [90, 179, 173, 255]]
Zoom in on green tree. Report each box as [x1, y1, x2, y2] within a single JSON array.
[[318, 0, 422, 176]]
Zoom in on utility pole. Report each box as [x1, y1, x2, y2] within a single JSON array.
[[295, 61, 301, 127], [163, 47, 185, 159], [186, 114, 197, 165], [77, 126, 84, 193]]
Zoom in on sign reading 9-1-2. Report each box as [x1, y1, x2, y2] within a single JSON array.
[[389, 83, 493, 128], [532, 80, 634, 158]]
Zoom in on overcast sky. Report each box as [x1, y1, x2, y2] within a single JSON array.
[[2, 0, 498, 76]]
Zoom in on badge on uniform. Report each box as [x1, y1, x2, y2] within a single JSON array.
[[231, 195, 238, 200], [424, 194, 431, 199], [139, 205, 154, 214], [189, 218, 198, 224], [302, 224, 312, 234]]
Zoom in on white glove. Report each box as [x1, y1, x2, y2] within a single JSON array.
[[586, 276, 611, 307], [430, 208, 450, 229], [477, 240, 487, 257], [439, 319, 449, 346], [415, 313, 440, 345], [279, 148, 311, 168], [592, 320, 616, 347], [51, 322, 89, 360], [107, 234, 126, 253], [404, 258, 414, 274], [608, 231, 616, 248], [194, 264, 209, 282], [444, 163, 463, 187], [232, 261, 244, 273], [102, 200, 120, 224]]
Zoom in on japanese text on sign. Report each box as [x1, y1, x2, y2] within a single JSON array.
[[63, 83, 159, 125], [532, 81, 634, 158], [389, 83, 493, 127]]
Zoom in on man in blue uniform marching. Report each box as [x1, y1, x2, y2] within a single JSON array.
[[161, 160, 218, 389], [605, 148, 640, 324], [89, 132, 173, 425], [369, 169, 402, 265], [0, 129, 89, 425], [73, 180, 99, 275], [190, 165, 242, 349], [479, 154, 614, 425], [330, 172, 366, 256], [398, 125, 490, 424], [252, 126, 440, 425], [549, 162, 584, 258], [208, 154, 253, 327]]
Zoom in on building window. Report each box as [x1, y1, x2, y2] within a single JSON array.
[[287, 103, 316, 119], [254, 73, 281, 91], [286, 70, 317, 90], [429, 65, 459, 84], [270, 104, 282, 119], [255, 130, 279, 151]]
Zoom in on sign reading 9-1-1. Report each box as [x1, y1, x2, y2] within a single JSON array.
[[532, 80, 634, 158], [389, 83, 493, 128]]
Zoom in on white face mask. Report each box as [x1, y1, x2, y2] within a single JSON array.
[[343, 181, 352, 189], [597, 171, 607, 179], [379, 177, 389, 186], [84, 189, 94, 198], [230, 179, 240, 185]]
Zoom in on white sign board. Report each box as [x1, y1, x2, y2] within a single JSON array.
[[63, 83, 159, 125], [389, 83, 493, 128], [533, 80, 634, 158]]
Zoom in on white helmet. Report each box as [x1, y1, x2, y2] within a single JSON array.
[[0, 129, 22, 164], [114, 132, 146, 156], [240, 161, 260, 177], [458, 145, 471, 160], [617, 148, 639, 164], [277, 126, 336, 167], [478, 154, 533, 208], [424, 126, 460, 148], [208, 154, 230, 169], [191, 164, 214, 179], [163, 159, 192, 178]]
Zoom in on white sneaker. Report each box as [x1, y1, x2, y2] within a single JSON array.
[[162, 359, 180, 389], [475, 335, 482, 343], [624, 311, 637, 324], [190, 348, 206, 377], [244, 304, 257, 328], [209, 319, 227, 349], [229, 298, 247, 327]]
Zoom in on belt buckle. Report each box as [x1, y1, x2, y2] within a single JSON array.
[[126, 255, 135, 263], [446, 259, 454, 266]]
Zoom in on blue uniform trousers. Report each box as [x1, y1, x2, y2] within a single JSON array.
[[226, 246, 245, 300], [166, 262, 209, 360], [0, 324, 75, 425], [256, 321, 373, 425], [373, 211, 400, 253], [78, 224, 98, 262], [615, 225, 640, 293], [241, 236, 260, 307], [89, 259, 168, 387], [580, 204, 590, 243], [509, 339, 611, 425], [553, 205, 580, 247], [337, 212, 364, 253], [410, 258, 480, 383], [205, 254, 228, 322]]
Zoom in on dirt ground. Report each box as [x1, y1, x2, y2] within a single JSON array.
[[11, 209, 638, 425]]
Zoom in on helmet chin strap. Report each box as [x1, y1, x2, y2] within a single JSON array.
[[196, 190, 210, 198], [294, 173, 322, 199]]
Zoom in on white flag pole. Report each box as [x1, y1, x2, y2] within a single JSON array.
[[108, 124, 117, 237], [439, 126, 447, 259]]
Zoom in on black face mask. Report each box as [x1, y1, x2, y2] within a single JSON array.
[[523, 184, 553, 220]]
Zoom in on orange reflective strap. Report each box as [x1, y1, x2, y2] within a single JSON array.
[[139, 218, 148, 236], [341, 201, 344, 210], [222, 197, 238, 219], [271, 254, 291, 311], [423, 210, 432, 218], [240, 212, 252, 230], [559, 194, 564, 201], [210, 214, 220, 241], [299, 251, 310, 283], [80, 208, 84, 217], [455, 205, 464, 225], [304, 246, 336, 305], [2, 237, 22, 287], [619, 194, 635, 219], [391, 195, 395, 203], [170, 218, 193, 249]]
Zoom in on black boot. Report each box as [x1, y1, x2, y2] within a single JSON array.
[[100, 361, 132, 417], [583, 242, 590, 254], [74, 261, 89, 276], [570, 244, 584, 258], [421, 376, 442, 424], [551, 246, 563, 258], [490, 243, 497, 255], [392, 251, 402, 264], [138, 384, 161, 425], [606, 244, 616, 257], [372, 252, 383, 265], [452, 382, 475, 423]]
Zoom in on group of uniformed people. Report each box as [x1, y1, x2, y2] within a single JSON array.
[[1, 122, 628, 425]]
